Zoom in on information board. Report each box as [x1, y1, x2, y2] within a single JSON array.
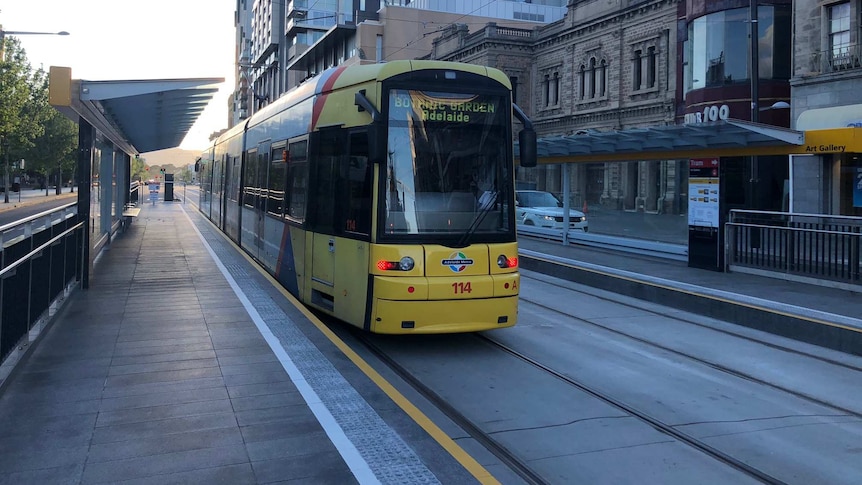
[[688, 158, 719, 228]]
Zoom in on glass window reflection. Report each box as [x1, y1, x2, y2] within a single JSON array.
[[686, 5, 790, 92]]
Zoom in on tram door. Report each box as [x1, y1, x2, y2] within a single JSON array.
[[253, 144, 270, 260], [309, 129, 343, 311], [241, 146, 267, 261]]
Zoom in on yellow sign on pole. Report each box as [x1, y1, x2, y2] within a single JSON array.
[[48, 66, 72, 107]]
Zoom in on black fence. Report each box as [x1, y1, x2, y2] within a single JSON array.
[[726, 210, 862, 287], [0, 203, 83, 365]]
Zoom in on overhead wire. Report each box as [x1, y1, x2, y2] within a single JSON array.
[[383, 0, 505, 61]]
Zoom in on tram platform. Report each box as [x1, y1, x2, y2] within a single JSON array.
[[1, 200, 861, 484], [0, 202, 487, 484]]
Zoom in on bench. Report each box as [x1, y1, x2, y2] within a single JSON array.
[[122, 205, 141, 230]]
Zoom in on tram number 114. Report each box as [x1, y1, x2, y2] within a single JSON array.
[[452, 282, 473, 294]]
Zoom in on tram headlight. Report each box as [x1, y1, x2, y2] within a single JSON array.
[[377, 256, 415, 271], [399, 256, 415, 271]]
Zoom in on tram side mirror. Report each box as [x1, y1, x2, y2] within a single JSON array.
[[519, 128, 537, 168], [368, 122, 384, 164]]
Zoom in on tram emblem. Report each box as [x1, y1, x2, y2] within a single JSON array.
[[442, 252, 474, 273]]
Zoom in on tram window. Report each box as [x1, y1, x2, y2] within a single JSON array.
[[243, 150, 258, 208], [268, 145, 286, 218], [310, 130, 343, 234], [225, 156, 241, 203], [343, 132, 371, 235], [258, 150, 270, 212], [286, 140, 308, 223]]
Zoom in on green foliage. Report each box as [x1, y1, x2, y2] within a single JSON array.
[[176, 165, 193, 183], [131, 156, 148, 182], [1, 36, 78, 185], [0, 38, 32, 139]]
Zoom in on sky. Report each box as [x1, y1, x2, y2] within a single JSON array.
[[1, 0, 236, 152]]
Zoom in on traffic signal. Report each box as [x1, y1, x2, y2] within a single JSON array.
[[145, 166, 150, 171]]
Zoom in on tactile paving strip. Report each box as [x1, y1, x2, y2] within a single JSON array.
[[187, 209, 441, 485]]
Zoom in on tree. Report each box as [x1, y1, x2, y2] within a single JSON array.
[[0, 37, 42, 195], [177, 165, 193, 183], [1, 37, 78, 196], [131, 155, 148, 183], [0, 38, 35, 143], [22, 68, 77, 194]]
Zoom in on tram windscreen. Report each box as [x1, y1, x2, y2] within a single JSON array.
[[384, 89, 512, 236]]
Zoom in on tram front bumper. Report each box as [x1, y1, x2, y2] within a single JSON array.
[[370, 296, 518, 334]]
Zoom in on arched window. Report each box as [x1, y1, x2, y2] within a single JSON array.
[[579, 65, 586, 99], [589, 58, 597, 98], [633, 49, 643, 90], [553, 72, 560, 105], [647, 46, 657, 88], [599, 59, 607, 97]]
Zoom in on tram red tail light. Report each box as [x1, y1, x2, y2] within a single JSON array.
[[497, 255, 518, 268], [377, 256, 415, 271]]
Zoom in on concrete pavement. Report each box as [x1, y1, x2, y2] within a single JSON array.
[[0, 188, 78, 214]]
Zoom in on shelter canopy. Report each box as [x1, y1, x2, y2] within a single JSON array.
[[521, 119, 809, 164], [49, 66, 223, 155]]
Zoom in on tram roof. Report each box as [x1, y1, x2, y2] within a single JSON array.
[[519, 119, 862, 164], [48, 66, 223, 155]]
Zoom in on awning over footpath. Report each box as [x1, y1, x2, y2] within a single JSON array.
[[49, 66, 223, 155], [518, 119, 862, 164], [796, 104, 862, 130]]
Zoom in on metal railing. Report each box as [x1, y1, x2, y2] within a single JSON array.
[[517, 223, 688, 261], [0, 203, 82, 366], [129, 181, 141, 206], [810, 43, 862, 73], [726, 210, 862, 288]]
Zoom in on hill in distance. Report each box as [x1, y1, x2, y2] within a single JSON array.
[[140, 148, 202, 168]]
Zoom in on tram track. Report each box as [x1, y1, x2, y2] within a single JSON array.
[[475, 333, 787, 485], [350, 324, 792, 485], [345, 271, 862, 484], [518, 269, 862, 374], [518, 272, 862, 420], [351, 328, 550, 485]]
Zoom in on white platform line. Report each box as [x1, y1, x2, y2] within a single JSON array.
[[182, 207, 380, 485]]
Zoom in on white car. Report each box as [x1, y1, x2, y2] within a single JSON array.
[[515, 190, 589, 232]]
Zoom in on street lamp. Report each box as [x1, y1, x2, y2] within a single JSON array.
[[0, 26, 70, 203], [0, 27, 69, 61]]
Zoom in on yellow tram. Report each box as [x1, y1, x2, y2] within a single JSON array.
[[199, 60, 537, 333]]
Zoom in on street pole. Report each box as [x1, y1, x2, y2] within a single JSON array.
[[1, 29, 7, 204], [2, 137, 9, 204], [749, 0, 759, 210]]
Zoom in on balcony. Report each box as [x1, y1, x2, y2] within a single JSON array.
[[286, 13, 343, 33], [810, 43, 862, 73], [287, 0, 308, 18], [287, 43, 309, 61]]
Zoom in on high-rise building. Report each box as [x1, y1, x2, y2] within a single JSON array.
[[230, 0, 253, 126], [234, 0, 557, 124]]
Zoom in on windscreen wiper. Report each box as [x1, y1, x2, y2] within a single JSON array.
[[454, 191, 498, 248]]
